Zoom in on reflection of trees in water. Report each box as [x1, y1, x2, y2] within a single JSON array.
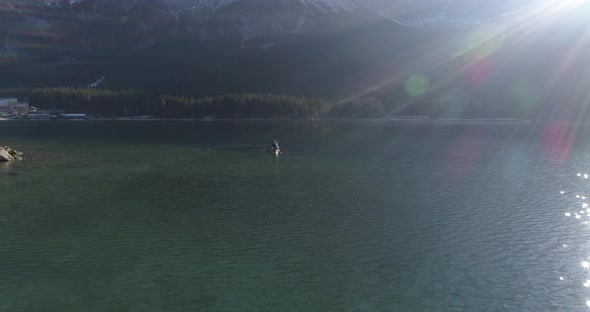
[[288, 121, 391, 156], [291, 121, 342, 137]]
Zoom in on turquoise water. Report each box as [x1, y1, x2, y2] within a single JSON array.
[[2, 120, 590, 311]]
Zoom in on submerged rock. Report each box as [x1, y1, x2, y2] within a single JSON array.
[[0, 146, 23, 161], [0, 149, 14, 161]]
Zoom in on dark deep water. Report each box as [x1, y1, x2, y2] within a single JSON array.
[[2, 120, 590, 311]]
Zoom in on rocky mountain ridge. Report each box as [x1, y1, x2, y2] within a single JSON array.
[[1, 0, 585, 119]]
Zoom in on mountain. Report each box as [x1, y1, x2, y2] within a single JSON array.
[[2, 0, 589, 118], [0, 0, 420, 94]]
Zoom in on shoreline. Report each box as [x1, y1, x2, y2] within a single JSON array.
[[0, 117, 539, 123]]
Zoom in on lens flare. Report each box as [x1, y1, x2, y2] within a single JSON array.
[[463, 25, 507, 59], [404, 74, 429, 97], [511, 80, 539, 116]]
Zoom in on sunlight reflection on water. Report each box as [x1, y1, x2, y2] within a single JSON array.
[[561, 173, 590, 309]]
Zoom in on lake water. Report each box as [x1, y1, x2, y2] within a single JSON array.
[[2, 120, 590, 311]]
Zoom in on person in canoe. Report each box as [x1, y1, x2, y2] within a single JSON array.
[[268, 139, 281, 154]]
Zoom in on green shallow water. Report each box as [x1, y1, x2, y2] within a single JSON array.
[[1, 132, 381, 311], [2, 120, 590, 311]]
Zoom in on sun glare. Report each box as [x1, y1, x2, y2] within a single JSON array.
[[542, 0, 586, 10]]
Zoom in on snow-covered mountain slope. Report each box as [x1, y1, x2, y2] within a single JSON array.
[[0, 0, 542, 71], [0, 0, 584, 102], [58, 0, 529, 32], [1, 0, 542, 51]]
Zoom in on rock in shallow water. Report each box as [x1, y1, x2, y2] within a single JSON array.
[[0, 146, 23, 161], [0, 149, 14, 161]]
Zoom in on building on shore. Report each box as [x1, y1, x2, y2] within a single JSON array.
[[60, 114, 87, 120], [2, 99, 86, 119], [0, 98, 30, 116], [0, 98, 18, 107], [385, 115, 430, 121], [26, 108, 64, 119]]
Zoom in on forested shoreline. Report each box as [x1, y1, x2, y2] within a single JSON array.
[[26, 87, 527, 119], [28, 88, 386, 119]]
